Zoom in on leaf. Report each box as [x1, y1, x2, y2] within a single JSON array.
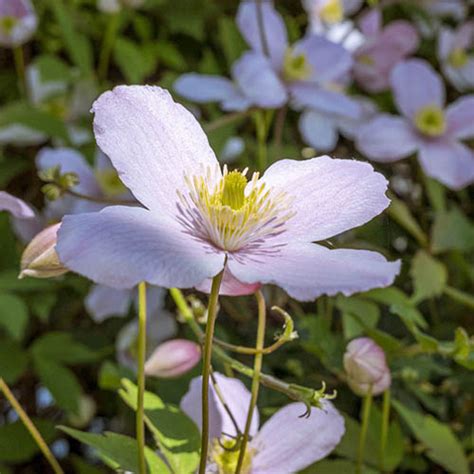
[[431, 207, 474, 254], [0, 292, 29, 340], [119, 379, 200, 474], [392, 400, 469, 474], [387, 195, 427, 246], [336, 296, 380, 339], [410, 251, 447, 303], [301, 459, 378, 474], [155, 41, 187, 71], [60, 427, 170, 473], [0, 270, 57, 292], [113, 39, 157, 84], [0, 338, 28, 384], [29, 292, 57, 322], [0, 418, 56, 463], [218, 16, 247, 67]]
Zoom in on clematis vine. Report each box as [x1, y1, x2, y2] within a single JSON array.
[[181, 372, 345, 473], [356, 59, 474, 190]]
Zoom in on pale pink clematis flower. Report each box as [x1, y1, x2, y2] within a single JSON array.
[[181, 372, 345, 473], [0, 0, 37, 47], [57, 85, 400, 301]]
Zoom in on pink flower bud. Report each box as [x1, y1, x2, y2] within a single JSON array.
[[0, 0, 37, 48], [343, 337, 391, 396], [144, 339, 201, 378], [19, 223, 68, 279]]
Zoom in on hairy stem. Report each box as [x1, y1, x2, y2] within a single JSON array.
[[356, 386, 373, 474], [380, 389, 391, 472]]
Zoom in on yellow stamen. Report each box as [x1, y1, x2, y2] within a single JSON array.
[[0, 16, 17, 35], [282, 48, 312, 82], [448, 48, 468, 69], [221, 170, 247, 210], [96, 169, 127, 197], [320, 0, 343, 24], [212, 438, 254, 474], [357, 54, 375, 66], [414, 105, 446, 137]]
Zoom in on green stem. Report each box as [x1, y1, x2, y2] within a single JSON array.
[[0, 378, 64, 474], [136, 282, 147, 474], [444, 286, 474, 310], [235, 291, 266, 473], [379, 389, 391, 472], [254, 111, 268, 171], [98, 12, 120, 83], [204, 109, 252, 132], [356, 386, 373, 474], [13, 46, 26, 97], [199, 270, 225, 474]]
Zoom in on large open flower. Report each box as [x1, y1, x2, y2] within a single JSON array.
[[57, 85, 399, 301]]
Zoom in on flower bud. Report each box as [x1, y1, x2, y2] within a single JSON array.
[[0, 0, 37, 48], [19, 223, 68, 279], [343, 337, 391, 396], [145, 339, 201, 378]]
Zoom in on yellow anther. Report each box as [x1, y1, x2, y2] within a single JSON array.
[[212, 438, 253, 474], [414, 105, 446, 137], [320, 0, 343, 24], [448, 48, 468, 69], [0, 16, 17, 34], [221, 171, 247, 210], [282, 48, 312, 82]]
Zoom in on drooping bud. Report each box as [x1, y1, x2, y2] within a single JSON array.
[[144, 339, 201, 378], [19, 223, 68, 279], [0, 0, 37, 48], [343, 337, 391, 396]]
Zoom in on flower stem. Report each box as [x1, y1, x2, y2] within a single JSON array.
[[98, 12, 120, 83], [13, 46, 26, 97], [235, 290, 266, 474], [199, 270, 225, 474], [254, 111, 269, 171], [204, 109, 252, 132], [0, 378, 64, 474], [136, 281, 147, 474], [444, 285, 474, 310], [356, 386, 373, 474], [379, 389, 391, 472]]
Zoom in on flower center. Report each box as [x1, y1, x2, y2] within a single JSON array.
[[0, 16, 17, 35], [448, 47, 468, 68], [177, 165, 293, 252], [320, 0, 343, 23], [357, 54, 375, 66], [414, 105, 446, 137], [282, 48, 312, 82], [212, 438, 253, 474], [96, 169, 128, 197]]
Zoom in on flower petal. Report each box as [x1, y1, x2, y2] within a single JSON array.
[[381, 21, 419, 55], [173, 74, 239, 103], [446, 95, 474, 140], [250, 401, 345, 473], [0, 191, 35, 219], [356, 114, 420, 161], [418, 140, 474, 190], [233, 52, 287, 109], [358, 8, 381, 37], [195, 267, 261, 296], [180, 373, 259, 441], [236, 0, 288, 69], [390, 59, 445, 119], [229, 242, 400, 302], [92, 86, 220, 215], [260, 156, 390, 241], [298, 110, 339, 152], [57, 205, 225, 289], [85, 284, 132, 322]]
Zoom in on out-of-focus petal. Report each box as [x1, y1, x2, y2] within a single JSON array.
[[180, 373, 259, 441], [85, 284, 132, 322], [260, 156, 389, 242], [250, 401, 345, 473], [298, 110, 339, 152], [391, 60, 445, 119], [92, 86, 220, 215], [418, 140, 474, 190], [446, 95, 474, 140], [195, 267, 261, 296], [57, 206, 226, 289], [229, 242, 400, 302], [356, 114, 420, 161], [0, 191, 35, 219], [381, 21, 419, 55], [233, 52, 287, 109], [236, 0, 288, 69], [173, 74, 239, 104], [358, 8, 381, 37], [0, 0, 37, 47]]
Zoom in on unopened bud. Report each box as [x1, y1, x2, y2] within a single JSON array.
[[19, 223, 68, 279], [343, 337, 391, 396], [145, 339, 201, 378]]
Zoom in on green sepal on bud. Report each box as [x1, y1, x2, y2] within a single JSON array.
[[39, 165, 80, 200]]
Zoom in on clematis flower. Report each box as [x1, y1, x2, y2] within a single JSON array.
[[356, 59, 474, 190], [0, 0, 37, 48], [57, 85, 399, 301], [438, 22, 474, 92], [180, 372, 345, 473], [353, 9, 419, 93]]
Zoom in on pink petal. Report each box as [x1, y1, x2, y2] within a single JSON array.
[[56, 206, 225, 289], [381, 21, 419, 56], [229, 242, 400, 302], [418, 140, 474, 190], [390, 60, 445, 120], [180, 373, 259, 441], [356, 114, 420, 161], [92, 86, 220, 215], [446, 95, 474, 140], [260, 156, 390, 242], [358, 8, 381, 37], [195, 267, 261, 296], [250, 401, 345, 473]]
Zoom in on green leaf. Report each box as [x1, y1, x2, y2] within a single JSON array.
[[119, 379, 200, 474], [60, 427, 170, 473], [155, 41, 187, 71], [301, 459, 378, 474], [113, 39, 157, 84], [0, 270, 57, 292], [29, 292, 57, 322], [431, 207, 474, 254], [410, 250, 447, 303], [392, 400, 469, 474], [218, 16, 247, 67], [0, 292, 29, 340], [336, 296, 380, 339], [0, 338, 28, 384], [0, 418, 56, 463], [387, 195, 427, 246]]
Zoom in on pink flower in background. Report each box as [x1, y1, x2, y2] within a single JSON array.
[[0, 0, 37, 47], [181, 372, 345, 472], [57, 85, 400, 301], [357, 59, 474, 190], [438, 22, 474, 92], [354, 9, 419, 93], [303, 0, 363, 33]]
